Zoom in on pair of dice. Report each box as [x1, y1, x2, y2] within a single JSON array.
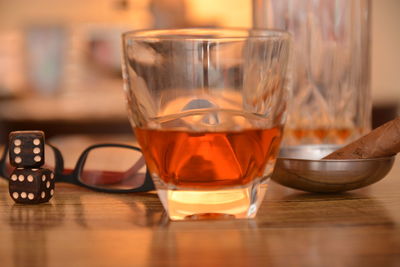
[[8, 131, 55, 204]]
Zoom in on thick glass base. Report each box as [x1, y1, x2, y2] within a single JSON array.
[[154, 178, 268, 221]]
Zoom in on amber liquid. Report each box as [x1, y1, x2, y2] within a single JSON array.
[[135, 127, 282, 189], [287, 127, 357, 144]]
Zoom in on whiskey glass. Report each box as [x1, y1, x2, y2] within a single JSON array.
[[122, 28, 291, 220]]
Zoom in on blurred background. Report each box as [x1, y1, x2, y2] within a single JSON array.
[[0, 0, 398, 142]]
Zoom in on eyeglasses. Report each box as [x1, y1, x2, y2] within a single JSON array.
[[0, 143, 154, 193]]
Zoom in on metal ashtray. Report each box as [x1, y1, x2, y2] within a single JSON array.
[[271, 145, 396, 193]]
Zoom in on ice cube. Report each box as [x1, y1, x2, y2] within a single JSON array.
[[181, 98, 218, 111], [181, 99, 220, 129]]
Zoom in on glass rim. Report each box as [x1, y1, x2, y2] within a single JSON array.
[[122, 27, 291, 41]]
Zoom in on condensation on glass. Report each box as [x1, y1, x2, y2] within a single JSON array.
[[253, 0, 372, 145]]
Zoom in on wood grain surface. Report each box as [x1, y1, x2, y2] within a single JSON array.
[[0, 136, 399, 267]]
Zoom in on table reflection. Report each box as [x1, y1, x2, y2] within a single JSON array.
[[7, 203, 64, 267], [146, 186, 398, 266]]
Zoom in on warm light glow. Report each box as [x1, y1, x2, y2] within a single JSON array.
[[0, 0, 151, 28], [186, 0, 251, 27]]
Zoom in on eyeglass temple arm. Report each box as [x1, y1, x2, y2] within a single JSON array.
[[0, 144, 9, 179], [123, 154, 155, 190], [123, 155, 146, 178], [47, 143, 64, 173]]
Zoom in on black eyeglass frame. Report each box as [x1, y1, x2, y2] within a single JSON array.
[[0, 143, 155, 193]]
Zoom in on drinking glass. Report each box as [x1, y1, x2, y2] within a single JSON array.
[[253, 0, 372, 145], [122, 28, 291, 220]]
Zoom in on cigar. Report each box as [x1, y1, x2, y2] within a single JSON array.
[[323, 117, 400, 159]]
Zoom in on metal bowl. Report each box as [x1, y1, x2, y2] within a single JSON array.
[[271, 145, 396, 193]]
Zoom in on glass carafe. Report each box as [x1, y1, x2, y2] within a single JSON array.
[[253, 0, 371, 145]]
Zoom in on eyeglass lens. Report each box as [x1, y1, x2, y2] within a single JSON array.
[[78, 147, 146, 190]]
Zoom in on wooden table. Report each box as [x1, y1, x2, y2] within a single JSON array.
[[0, 136, 399, 267]]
